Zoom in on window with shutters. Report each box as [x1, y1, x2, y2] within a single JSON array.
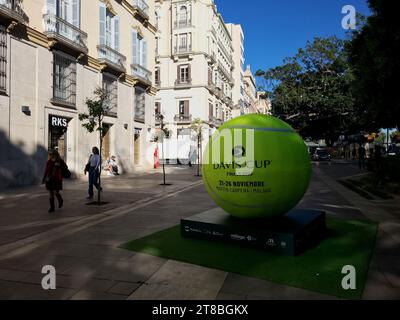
[[45, 0, 80, 26], [103, 73, 118, 116], [43, 0, 87, 51], [134, 87, 146, 123], [98, 3, 123, 68], [154, 67, 160, 85], [0, 26, 7, 93], [106, 11, 113, 47], [178, 100, 189, 116], [132, 30, 150, 81], [174, 4, 191, 29], [174, 33, 191, 53], [155, 102, 161, 115], [179, 34, 187, 51], [179, 101, 184, 115], [52, 51, 76, 107], [209, 103, 214, 120], [175, 100, 191, 122], [208, 68, 213, 86], [101, 8, 119, 51], [178, 64, 190, 84]]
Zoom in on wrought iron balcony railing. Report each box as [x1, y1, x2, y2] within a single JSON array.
[[218, 62, 234, 84], [131, 63, 152, 83], [173, 19, 192, 29], [43, 14, 88, 53], [97, 44, 126, 72], [174, 78, 192, 87], [174, 114, 192, 123], [218, 40, 233, 64], [132, 0, 149, 19], [173, 44, 192, 54], [207, 51, 216, 64], [0, 0, 26, 23]]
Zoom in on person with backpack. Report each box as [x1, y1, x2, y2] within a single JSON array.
[[42, 149, 69, 213]]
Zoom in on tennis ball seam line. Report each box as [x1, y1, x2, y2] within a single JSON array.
[[225, 126, 295, 133]]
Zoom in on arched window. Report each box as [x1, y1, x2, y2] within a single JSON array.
[[179, 6, 188, 23]]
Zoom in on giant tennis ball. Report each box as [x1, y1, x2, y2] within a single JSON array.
[[202, 114, 311, 219]]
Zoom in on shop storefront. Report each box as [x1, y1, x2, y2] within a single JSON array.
[[48, 115, 70, 161]]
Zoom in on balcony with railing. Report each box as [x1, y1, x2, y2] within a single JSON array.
[[218, 62, 234, 84], [131, 63, 152, 84], [174, 78, 192, 88], [43, 14, 88, 54], [223, 94, 233, 106], [173, 44, 192, 55], [209, 116, 223, 127], [0, 0, 26, 23], [97, 44, 126, 73], [207, 51, 216, 65], [174, 114, 192, 123], [173, 19, 192, 29], [218, 40, 233, 64], [132, 0, 149, 20], [207, 80, 217, 94], [210, 26, 217, 39]]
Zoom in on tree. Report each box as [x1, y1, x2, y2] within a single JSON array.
[[190, 118, 206, 177], [260, 36, 362, 146], [391, 131, 400, 143], [254, 69, 267, 92], [348, 0, 400, 130], [154, 114, 172, 185], [78, 87, 109, 205]]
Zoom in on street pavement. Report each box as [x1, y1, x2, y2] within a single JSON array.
[[0, 162, 399, 300]]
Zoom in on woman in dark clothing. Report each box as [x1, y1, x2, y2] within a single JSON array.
[[42, 149, 64, 213]]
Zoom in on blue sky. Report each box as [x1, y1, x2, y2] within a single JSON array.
[[216, 0, 371, 78]]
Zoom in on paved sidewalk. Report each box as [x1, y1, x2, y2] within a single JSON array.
[[0, 167, 199, 248], [0, 162, 398, 299]]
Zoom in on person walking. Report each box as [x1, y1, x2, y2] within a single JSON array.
[[42, 149, 64, 213], [85, 147, 102, 200]]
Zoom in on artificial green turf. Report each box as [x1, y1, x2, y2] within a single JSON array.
[[120, 218, 377, 299]]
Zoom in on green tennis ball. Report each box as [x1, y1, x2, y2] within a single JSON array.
[[202, 114, 311, 219]]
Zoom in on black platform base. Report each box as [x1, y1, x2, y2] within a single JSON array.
[[181, 208, 326, 256]]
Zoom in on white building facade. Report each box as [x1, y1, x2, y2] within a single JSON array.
[[226, 23, 244, 118], [0, 0, 157, 189], [242, 64, 258, 114], [154, 0, 235, 162]]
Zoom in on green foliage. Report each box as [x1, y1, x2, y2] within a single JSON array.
[[348, 0, 400, 129], [190, 118, 206, 141], [391, 131, 400, 143], [260, 36, 359, 146], [374, 132, 386, 146], [78, 87, 109, 133], [153, 114, 172, 142]]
